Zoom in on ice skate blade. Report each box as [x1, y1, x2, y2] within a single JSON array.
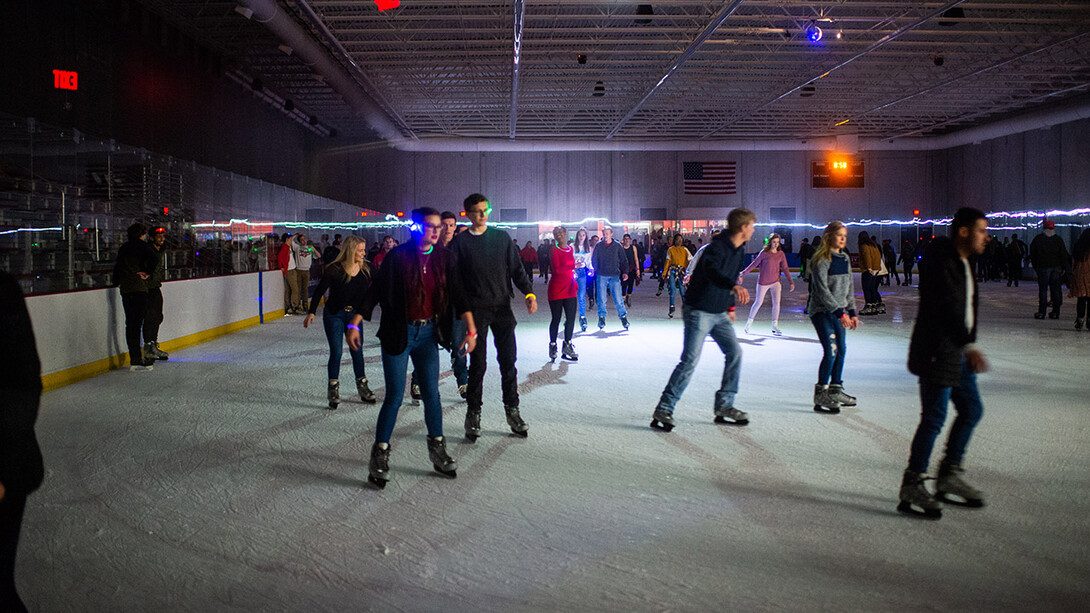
[[509, 429, 529, 438], [937, 493, 985, 508], [897, 501, 942, 519], [714, 416, 749, 426], [328, 403, 339, 410], [650, 420, 674, 432], [434, 465, 457, 478], [813, 405, 841, 414], [368, 475, 388, 489]]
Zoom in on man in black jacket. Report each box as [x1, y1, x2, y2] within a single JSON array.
[[0, 271, 44, 611], [114, 222, 157, 370], [900, 207, 990, 519], [1030, 220, 1070, 319], [450, 194, 537, 440], [650, 208, 755, 431]]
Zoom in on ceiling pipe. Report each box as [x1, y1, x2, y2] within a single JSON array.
[[294, 0, 415, 139], [606, 0, 746, 139], [237, 0, 406, 142], [509, 0, 526, 139], [386, 99, 1090, 152]]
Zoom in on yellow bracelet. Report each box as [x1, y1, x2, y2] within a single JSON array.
[[525, 293, 536, 300]]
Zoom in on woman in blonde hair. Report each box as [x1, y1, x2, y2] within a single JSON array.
[[738, 232, 794, 335], [808, 222, 859, 413], [305, 235, 377, 408]]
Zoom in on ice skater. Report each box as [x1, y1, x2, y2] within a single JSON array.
[[113, 223, 158, 371], [661, 234, 690, 318], [591, 226, 630, 330], [347, 208, 477, 487], [305, 236, 376, 409], [143, 227, 170, 361], [1070, 229, 1090, 330], [899, 207, 990, 519], [738, 232, 794, 335], [573, 228, 593, 332], [450, 194, 537, 441], [546, 226, 579, 362], [650, 208, 755, 431], [807, 222, 859, 414]]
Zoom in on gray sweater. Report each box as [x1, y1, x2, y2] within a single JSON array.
[[809, 251, 857, 317]]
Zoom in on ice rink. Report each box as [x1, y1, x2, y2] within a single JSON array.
[[21, 277, 1090, 612]]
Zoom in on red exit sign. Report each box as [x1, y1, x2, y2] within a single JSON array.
[[53, 70, 78, 91]]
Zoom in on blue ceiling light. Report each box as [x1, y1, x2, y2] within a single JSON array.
[[806, 22, 823, 42]]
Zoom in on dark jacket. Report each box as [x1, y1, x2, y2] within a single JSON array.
[[591, 239, 628, 277], [908, 237, 978, 387], [113, 239, 157, 294], [1030, 233, 1069, 270], [357, 244, 466, 356], [684, 232, 746, 314], [0, 271, 44, 495], [309, 262, 371, 315], [147, 245, 167, 290]]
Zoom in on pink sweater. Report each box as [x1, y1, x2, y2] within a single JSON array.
[[740, 249, 790, 286]]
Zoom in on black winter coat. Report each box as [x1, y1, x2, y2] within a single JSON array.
[[357, 243, 466, 356], [0, 271, 44, 495], [908, 237, 978, 387]]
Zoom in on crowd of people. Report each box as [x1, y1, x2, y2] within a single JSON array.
[[103, 204, 1090, 512]]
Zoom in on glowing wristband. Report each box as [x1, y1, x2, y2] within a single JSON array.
[[466, 332, 477, 338], [525, 293, 536, 300], [346, 324, 360, 331]]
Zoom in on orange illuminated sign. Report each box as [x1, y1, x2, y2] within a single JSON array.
[[53, 69, 78, 91]]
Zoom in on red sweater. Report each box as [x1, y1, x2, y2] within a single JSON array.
[[548, 245, 578, 301]]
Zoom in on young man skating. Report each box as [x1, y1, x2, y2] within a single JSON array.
[[650, 208, 755, 431], [899, 207, 991, 519], [450, 194, 537, 440]]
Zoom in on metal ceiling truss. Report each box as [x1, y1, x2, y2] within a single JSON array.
[[132, 0, 1090, 145]]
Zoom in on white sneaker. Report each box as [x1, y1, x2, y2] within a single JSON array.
[[129, 364, 154, 372]]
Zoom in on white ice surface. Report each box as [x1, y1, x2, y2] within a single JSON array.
[[21, 277, 1090, 612]]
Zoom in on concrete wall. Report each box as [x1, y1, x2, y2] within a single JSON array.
[[29, 271, 285, 389]]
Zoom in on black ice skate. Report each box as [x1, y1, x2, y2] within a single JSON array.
[[828, 384, 857, 407], [410, 382, 422, 403], [714, 407, 749, 426], [561, 341, 578, 362], [813, 384, 842, 414], [145, 341, 169, 360], [598, 316, 606, 330], [368, 442, 391, 489], [621, 316, 630, 329], [505, 405, 529, 437], [427, 436, 457, 478], [650, 409, 675, 431], [580, 316, 587, 332], [356, 376, 377, 404], [898, 469, 942, 519], [549, 342, 558, 361], [936, 463, 984, 508], [465, 409, 481, 442], [668, 305, 675, 318], [328, 379, 340, 409]]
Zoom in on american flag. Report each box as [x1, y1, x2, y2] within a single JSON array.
[[683, 161, 737, 195]]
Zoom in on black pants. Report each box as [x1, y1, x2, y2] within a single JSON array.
[[885, 260, 900, 285], [121, 291, 148, 365], [144, 288, 164, 343], [621, 271, 635, 296], [0, 494, 28, 613], [1077, 297, 1088, 320], [1007, 261, 1021, 286], [522, 262, 535, 283], [549, 297, 576, 343], [903, 264, 913, 285], [467, 304, 519, 411]]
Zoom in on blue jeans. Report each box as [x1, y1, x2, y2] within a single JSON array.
[[411, 317, 469, 389], [323, 310, 367, 381], [666, 268, 686, 307], [908, 359, 984, 473], [1036, 267, 1063, 314], [576, 268, 588, 319], [809, 312, 846, 385], [375, 322, 443, 444], [596, 275, 628, 319], [655, 306, 742, 413]]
